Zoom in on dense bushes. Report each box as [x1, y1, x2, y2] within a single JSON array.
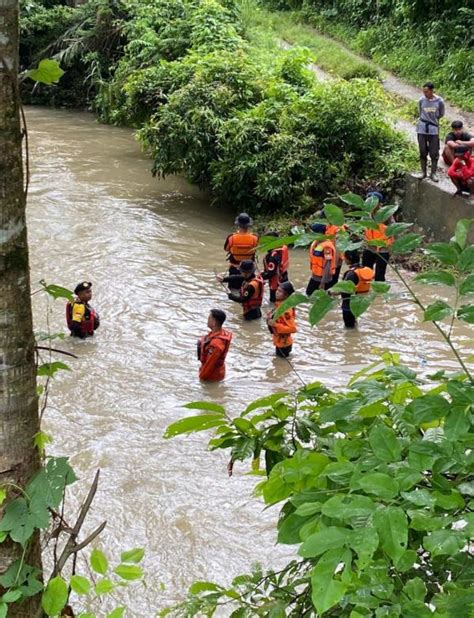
[[20, 0, 415, 214], [261, 0, 474, 110]]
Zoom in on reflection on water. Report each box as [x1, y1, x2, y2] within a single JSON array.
[[27, 108, 472, 614]]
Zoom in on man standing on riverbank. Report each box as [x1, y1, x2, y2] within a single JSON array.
[[197, 309, 232, 382], [416, 82, 445, 182]]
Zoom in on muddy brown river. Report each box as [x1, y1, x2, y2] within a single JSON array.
[[26, 108, 472, 615]]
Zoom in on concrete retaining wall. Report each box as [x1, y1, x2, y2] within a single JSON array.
[[402, 174, 473, 243]]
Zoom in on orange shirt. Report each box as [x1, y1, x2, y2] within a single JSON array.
[[199, 329, 232, 381]]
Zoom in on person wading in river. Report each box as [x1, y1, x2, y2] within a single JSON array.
[[266, 281, 297, 357], [339, 250, 374, 328], [66, 281, 100, 339], [416, 81, 445, 182], [361, 191, 394, 282], [218, 260, 264, 320], [261, 232, 289, 303], [197, 309, 232, 382], [224, 213, 259, 290], [306, 224, 337, 296]]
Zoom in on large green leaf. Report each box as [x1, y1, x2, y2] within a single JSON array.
[[120, 548, 145, 563], [330, 281, 356, 294], [423, 300, 454, 322], [299, 527, 352, 558], [459, 273, 474, 295], [272, 292, 309, 320], [406, 394, 449, 423], [385, 222, 413, 237], [415, 270, 456, 287], [374, 205, 398, 223], [391, 233, 422, 254], [324, 204, 345, 226], [320, 398, 360, 422], [70, 575, 91, 595], [257, 235, 298, 253], [372, 282, 390, 294], [425, 242, 460, 265], [350, 526, 379, 568], [308, 290, 336, 325], [453, 218, 472, 250], [457, 305, 474, 324], [357, 473, 399, 499], [457, 246, 474, 272], [321, 494, 376, 520], [310, 549, 348, 615], [26, 59, 64, 85], [90, 549, 108, 575], [340, 193, 365, 210], [114, 564, 143, 581], [444, 407, 470, 440], [164, 414, 225, 438], [373, 507, 408, 562], [42, 576, 68, 617], [423, 530, 465, 557], [350, 293, 375, 318], [183, 402, 226, 414], [368, 424, 402, 462]]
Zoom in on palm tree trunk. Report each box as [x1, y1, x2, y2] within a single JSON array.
[[0, 1, 42, 615]]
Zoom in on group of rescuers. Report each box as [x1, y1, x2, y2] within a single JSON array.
[[66, 192, 393, 382]]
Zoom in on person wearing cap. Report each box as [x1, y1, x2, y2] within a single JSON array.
[[224, 213, 259, 289], [416, 81, 445, 182], [66, 282, 100, 339], [361, 192, 394, 282], [261, 231, 289, 303], [447, 146, 474, 196], [306, 223, 337, 296], [340, 250, 374, 328], [197, 309, 232, 382], [218, 260, 264, 320], [443, 120, 474, 165], [266, 281, 297, 357]]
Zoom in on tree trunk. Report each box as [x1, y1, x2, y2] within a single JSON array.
[[0, 1, 42, 615]]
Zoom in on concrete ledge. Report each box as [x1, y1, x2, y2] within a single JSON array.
[[402, 173, 473, 242]]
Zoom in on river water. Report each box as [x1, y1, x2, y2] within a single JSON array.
[[26, 108, 472, 615]]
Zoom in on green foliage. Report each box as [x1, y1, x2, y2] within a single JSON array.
[[21, 0, 414, 212], [263, 0, 474, 110]]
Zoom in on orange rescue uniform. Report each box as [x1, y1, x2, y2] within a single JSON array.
[[269, 305, 297, 349], [364, 224, 394, 252], [198, 329, 232, 382], [225, 232, 259, 266]]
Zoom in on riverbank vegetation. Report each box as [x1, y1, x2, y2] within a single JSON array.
[[260, 0, 474, 111], [20, 0, 416, 214]]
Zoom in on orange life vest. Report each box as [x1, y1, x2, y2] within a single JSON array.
[[226, 232, 258, 264], [365, 224, 393, 252], [270, 305, 297, 348], [309, 240, 337, 278], [198, 329, 232, 381], [66, 301, 97, 337], [263, 246, 290, 290], [353, 266, 374, 294], [242, 275, 264, 314]]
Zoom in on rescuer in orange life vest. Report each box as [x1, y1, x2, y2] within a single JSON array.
[[218, 260, 264, 320], [224, 213, 259, 290], [261, 232, 289, 303], [266, 281, 297, 357], [66, 281, 100, 339], [362, 191, 394, 282], [197, 309, 232, 382], [340, 250, 374, 328], [306, 223, 337, 296]]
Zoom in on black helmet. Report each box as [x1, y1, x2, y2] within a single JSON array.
[[235, 213, 253, 227], [279, 281, 295, 296], [239, 260, 256, 273]]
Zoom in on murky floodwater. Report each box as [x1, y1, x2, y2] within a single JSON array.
[[26, 108, 472, 615]]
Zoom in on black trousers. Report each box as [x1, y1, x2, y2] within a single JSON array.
[[362, 250, 389, 282], [306, 276, 335, 296], [417, 134, 439, 163], [276, 345, 292, 357], [228, 265, 241, 289], [243, 307, 262, 321], [342, 309, 356, 328]]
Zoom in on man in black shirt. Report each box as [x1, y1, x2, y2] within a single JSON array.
[[443, 120, 474, 165], [218, 260, 264, 320]]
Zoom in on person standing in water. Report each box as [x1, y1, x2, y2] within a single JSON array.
[[197, 309, 232, 382], [224, 213, 259, 289], [66, 281, 100, 339], [266, 281, 297, 357]]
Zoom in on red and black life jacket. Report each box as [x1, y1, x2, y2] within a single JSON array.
[[66, 301, 97, 336], [263, 246, 290, 290], [199, 330, 232, 367], [242, 275, 264, 314]]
